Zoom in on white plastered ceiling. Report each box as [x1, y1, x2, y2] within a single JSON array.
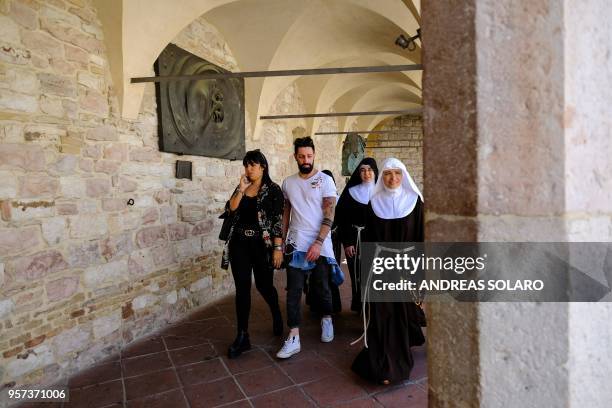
[[93, 0, 421, 137]]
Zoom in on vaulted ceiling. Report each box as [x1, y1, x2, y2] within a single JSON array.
[[94, 0, 421, 137]]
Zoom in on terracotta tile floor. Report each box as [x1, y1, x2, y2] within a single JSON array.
[[34, 270, 427, 408]]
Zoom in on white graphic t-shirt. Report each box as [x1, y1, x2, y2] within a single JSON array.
[[282, 171, 337, 258]]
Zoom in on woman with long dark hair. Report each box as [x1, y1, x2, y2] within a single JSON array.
[[221, 150, 284, 358], [335, 157, 378, 311]]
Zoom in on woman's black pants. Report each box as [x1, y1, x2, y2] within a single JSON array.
[[229, 236, 281, 331]]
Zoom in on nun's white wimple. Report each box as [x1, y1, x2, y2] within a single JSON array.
[[370, 158, 423, 219]]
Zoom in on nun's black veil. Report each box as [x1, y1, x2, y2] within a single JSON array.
[[338, 157, 379, 205], [336, 157, 379, 233]]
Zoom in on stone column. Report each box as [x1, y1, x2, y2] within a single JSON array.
[[475, 1, 569, 407], [564, 1, 612, 407], [422, 2, 481, 407], [423, 0, 611, 406]]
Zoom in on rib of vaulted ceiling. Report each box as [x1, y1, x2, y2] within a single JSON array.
[[305, 72, 421, 135], [93, 0, 421, 137], [339, 84, 421, 131], [296, 54, 421, 135]]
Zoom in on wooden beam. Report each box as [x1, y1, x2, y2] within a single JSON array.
[[260, 108, 422, 120], [131, 64, 422, 83]]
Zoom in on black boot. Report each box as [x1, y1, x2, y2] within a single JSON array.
[[227, 330, 251, 359], [272, 311, 283, 336]]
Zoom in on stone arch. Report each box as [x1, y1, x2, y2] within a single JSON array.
[[253, 1, 419, 139], [93, 0, 421, 138], [303, 55, 422, 134]]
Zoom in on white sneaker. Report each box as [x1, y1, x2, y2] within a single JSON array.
[[276, 335, 301, 359], [321, 317, 334, 343]]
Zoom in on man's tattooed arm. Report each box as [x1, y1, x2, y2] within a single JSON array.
[[314, 196, 336, 245], [281, 198, 291, 245]]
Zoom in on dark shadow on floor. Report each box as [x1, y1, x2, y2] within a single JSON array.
[[34, 267, 427, 408]]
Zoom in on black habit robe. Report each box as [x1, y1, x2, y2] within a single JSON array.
[[336, 190, 370, 310], [351, 198, 426, 384]]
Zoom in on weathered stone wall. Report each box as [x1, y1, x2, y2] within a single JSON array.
[[258, 84, 344, 189], [564, 1, 612, 406], [365, 115, 423, 190], [0, 0, 343, 398]]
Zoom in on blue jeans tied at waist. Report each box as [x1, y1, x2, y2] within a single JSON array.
[[286, 250, 344, 286]]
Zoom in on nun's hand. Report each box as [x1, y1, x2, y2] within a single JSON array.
[[344, 245, 356, 258], [306, 242, 321, 262]]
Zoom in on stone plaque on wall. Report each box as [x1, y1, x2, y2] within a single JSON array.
[[155, 43, 245, 160]]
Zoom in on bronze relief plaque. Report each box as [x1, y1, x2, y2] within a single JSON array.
[[155, 43, 245, 160], [341, 132, 366, 176]]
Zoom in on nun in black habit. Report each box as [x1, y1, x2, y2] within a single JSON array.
[[336, 157, 379, 312], [351, 157, 426, 385]]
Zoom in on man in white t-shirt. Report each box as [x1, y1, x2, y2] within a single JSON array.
[[276, 137, 337, 359]]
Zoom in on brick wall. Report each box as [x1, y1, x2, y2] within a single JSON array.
[[365, 115, 423, 190]]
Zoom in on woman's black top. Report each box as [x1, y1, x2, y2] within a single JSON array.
[[220, 181, 284, 269], [236, 195, 258, 228]]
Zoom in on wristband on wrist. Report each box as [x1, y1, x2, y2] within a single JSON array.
[[315, 236, 324, 245], [273, 245, 283, 250]]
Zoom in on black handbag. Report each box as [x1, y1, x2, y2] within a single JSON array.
[[218, 210, 234, 241]]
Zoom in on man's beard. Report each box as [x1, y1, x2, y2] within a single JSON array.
[[298, 162, 313, 174]]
